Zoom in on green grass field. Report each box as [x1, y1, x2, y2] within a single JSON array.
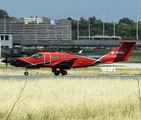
[[0, 78, 141, 120]]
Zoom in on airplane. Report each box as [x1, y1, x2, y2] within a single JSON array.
[[2, 41, 139, 76]]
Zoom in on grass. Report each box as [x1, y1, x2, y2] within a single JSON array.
[[121, 56, 141, 63], [1, 53, 141, 119], [0, 77, 141, 120]]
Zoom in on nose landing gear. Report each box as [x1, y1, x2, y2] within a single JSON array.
[[24, 68, 29, 76], [24, 71, 29, 76]]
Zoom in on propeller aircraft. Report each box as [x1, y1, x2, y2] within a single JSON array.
[[2, 41, 139, 76]]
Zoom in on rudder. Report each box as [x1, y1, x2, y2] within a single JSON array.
[[99, 41, 139, 64], [114, 41, 139, 62]]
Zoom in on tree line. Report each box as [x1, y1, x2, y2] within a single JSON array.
[[0, 9, 141, 40], [67, 16, 141, 40]]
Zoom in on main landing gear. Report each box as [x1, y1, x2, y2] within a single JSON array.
[[54, 70, 60, 76], [53, 68, 67, 76], [23, 68, 68, 76]]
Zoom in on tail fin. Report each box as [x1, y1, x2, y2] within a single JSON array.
[[99, 41, 139, 64]]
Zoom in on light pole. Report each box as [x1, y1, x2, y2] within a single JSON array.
[[0, 36, 1, 58], [89, 16, 91, 40], [77, 16, 79, 40], [103, 7, 105, 39], [113, 6, 116, 39], [136, 7, 139, 40]]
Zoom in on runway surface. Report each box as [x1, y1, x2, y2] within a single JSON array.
[[0, 74, 140, 80], [111, 63, 141, 68], [0, 63, 141, 80]]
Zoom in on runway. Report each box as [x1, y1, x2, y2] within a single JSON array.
[[0, 74, 140, 80], [0, 63, 141, 80]]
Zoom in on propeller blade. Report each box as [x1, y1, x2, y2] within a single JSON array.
[[6, 62, 8, 69], [1, 54, 9, 69]]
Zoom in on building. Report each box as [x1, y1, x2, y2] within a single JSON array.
[[0, 33, 13, 48], [0, 18, 72, 46], [78, 35, 121, 40], [20, 17, 43, 24]]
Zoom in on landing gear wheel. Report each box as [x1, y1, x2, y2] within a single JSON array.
[[24, 72, 29, 76], [54, 70, 60, 76], [61, 70, 67, 76]]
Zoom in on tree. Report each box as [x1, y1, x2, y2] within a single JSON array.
[[119, 18, 135, 26], [117, 23, 131, 39], [0, 9, 9, 19], [66, 17, 72, 20], [80, 17, 87, 23], [138, 26, 141, 39], [130, 27, 136, 39], [69, 15, 140, 40], [90, 16, 96, 24], [105, 23, 113, 36]]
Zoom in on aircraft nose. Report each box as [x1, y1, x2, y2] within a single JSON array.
[[9, 58, 30, 67], [1, 59, 9, 63], [9, 58, 22, 66]]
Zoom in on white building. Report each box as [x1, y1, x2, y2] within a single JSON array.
[[20, 17, 43, 24], [0, 33, 13, 48]]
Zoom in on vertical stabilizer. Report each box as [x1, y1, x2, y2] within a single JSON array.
[[99, 41, 139, 64]]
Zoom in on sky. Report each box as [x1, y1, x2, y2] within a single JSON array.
[[0, 0, 141, 23]]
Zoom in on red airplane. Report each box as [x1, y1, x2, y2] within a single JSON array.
[[2, 41, 139, 76]]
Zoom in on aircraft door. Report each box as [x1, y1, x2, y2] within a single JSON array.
[[44, 53, 51, 66]]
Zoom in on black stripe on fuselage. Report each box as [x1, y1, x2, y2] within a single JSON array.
[[9, 58, 59, 67]]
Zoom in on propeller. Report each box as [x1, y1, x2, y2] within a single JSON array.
[[1, 53, 9, 68]]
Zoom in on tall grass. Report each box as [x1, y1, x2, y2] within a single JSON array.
[[0, 77, 141, 120]]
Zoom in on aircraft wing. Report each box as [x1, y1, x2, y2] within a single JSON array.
[[50, 58, 78, 69]]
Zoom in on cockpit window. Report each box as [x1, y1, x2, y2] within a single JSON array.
[[31, 54, 42, 59]]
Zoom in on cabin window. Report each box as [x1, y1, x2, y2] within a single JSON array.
[[58, 56, 61, 59], [65, 56, 68, 59], [52, 56, 55, 59], [31, 54, 42, 59]]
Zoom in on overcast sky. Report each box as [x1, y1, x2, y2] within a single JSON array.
[[1, 0, 141, 23]]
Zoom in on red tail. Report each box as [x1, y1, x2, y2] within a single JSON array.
[[99, 41, 139, 64]]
